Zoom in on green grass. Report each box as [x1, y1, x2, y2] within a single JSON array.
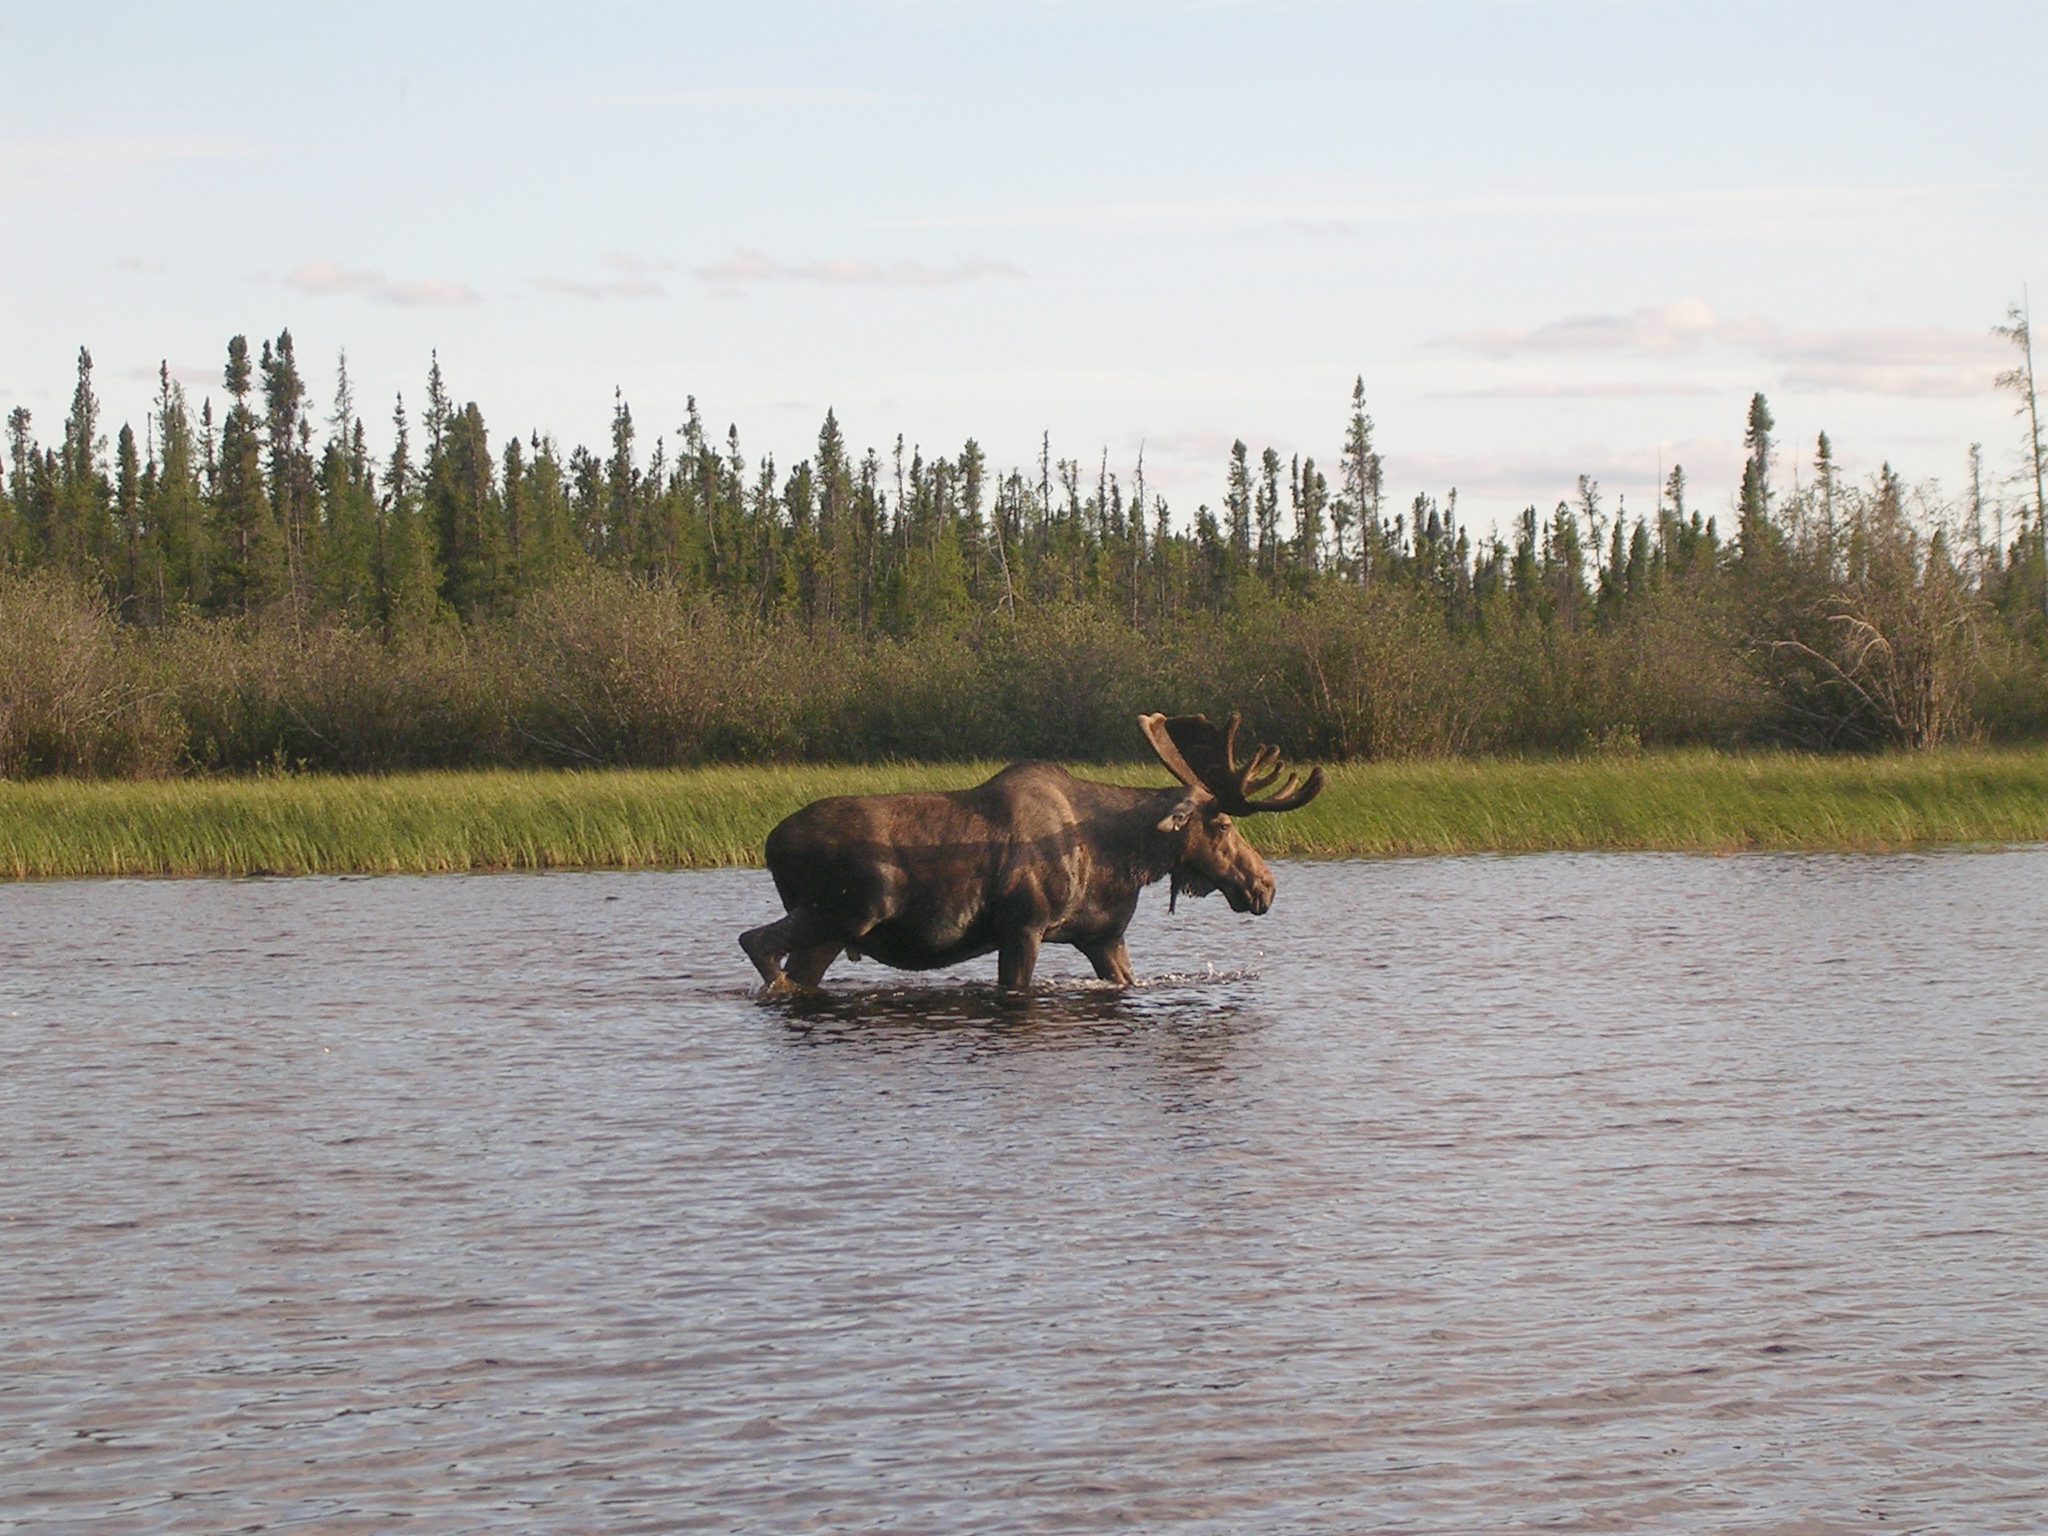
[[4, 748, 2048, 880]]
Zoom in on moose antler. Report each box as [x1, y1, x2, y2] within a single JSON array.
[[1138, 711, 1326, 814]]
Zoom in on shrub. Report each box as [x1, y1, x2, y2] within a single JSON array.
[[503, 570, 807, 766], [1245, 587, 1482, 760], [149, 618, 511, 773], [0, 571, 180, 778]]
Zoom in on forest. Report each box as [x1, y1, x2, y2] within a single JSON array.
[[3, 322, 2046, 779]]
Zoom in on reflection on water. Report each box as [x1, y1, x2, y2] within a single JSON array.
[[3, 853, 2047, 1532], [768, 968, 1260, 1044]]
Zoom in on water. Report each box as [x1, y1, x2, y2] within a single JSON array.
[[3, 851, 2046, 1533]]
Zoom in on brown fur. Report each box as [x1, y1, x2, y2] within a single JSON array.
[[740, 713, 1322, 992]]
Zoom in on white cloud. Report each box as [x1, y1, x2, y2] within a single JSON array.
[[281, 261, 479, 307], [0, 134, 265, 198], [534, 253, 673, 300], [1778, 363, 1995, 399], [1770, 324, 2007, 398], [1394, 438, 1746, 509], [122, 362, 216, 392], [1434, 300, 2008, 398], [1436, 299, 1768, 359], [534, 274, 666, 300], [383, 278, 482, 308], [881, 182, 1973, 237], [4, 133, 255, 170], [695, 250, 1026, 290], [286, 260, 386, 295], [1429, 380, 1721, 400], [584, 86, 880, 113]]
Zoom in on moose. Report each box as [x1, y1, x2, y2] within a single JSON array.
[[740, 711, 1325, 992]]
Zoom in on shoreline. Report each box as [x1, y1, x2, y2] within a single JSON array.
[[4, 748, 2048, 881]]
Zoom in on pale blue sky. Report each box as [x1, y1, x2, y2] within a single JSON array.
[[4, 0, 2042, 532]]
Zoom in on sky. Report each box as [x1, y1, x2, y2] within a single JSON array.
[[4, 0, 2043, 537]]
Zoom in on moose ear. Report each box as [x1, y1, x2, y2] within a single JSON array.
[[1157, 794, 1202, 834]]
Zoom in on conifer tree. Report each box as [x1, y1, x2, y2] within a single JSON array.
[[1967, 441, 1992, 574], [1342, 376, 1383, 583], [1813, 431, 1839, 579], [606, 389, 637, 567], [149, 363, 208, 610], [429, 401, 505, 618], [1510, 504, 1540, 604], [957, 436, 987, 601], [1599, 493, 1628, 616], [1256, 447, 1283, 577], [422, 351, 450, 469], [113, 422, 142, 606], [315, 422, 378, 620], [54, 347, 110, 578], [261, 330, 314, 612], [815, 409, 855, 626], [1660, 463, 1686, 561], [213, 335, 286, 614], [1293, 455, 1327, 575], [1995, 298, 2047, 620], [1546, 499, 1587, 623], [1225, 440, 1253, 572], [1737, 391, 1783, 572], [382, 392, 441, 634], [2, 407, 30, 563]]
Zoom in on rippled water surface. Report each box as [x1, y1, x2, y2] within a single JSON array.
[[5, 851, 2048, 1532]]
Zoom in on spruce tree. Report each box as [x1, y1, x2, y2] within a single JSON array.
[[1256, 447, 1283, 577], [1225, 440, 1253, 572], [1737, 391, 1783, 572], [606, 389, 636, 567], [315, 429, 378, 621], [149, 364, 208, 609], [516, 432, 578, 593], [260, 330, 313, 612], [1342, 376, 1383, 584], [1292, 455, 1326, 576], [1995, 298, 2047, 620], [2, 407, 30, 563], [382, 392, 442, 635], [429, 401, 505, 618], [213, 336, 286, 613], [113, 422, 142, 605], [54, 347, 110, 578], [1812, 431, 1839, 581]]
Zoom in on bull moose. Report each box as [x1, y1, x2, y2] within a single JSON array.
[[740, 711, 1325, 992]]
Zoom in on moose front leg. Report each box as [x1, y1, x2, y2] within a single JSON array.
[[997, 928, 1043, 990]]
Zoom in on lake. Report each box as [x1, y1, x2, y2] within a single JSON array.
[[3, 851, 2046, 1532]]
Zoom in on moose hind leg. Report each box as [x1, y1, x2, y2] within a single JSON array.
[[743, 906, 850, 992], [784, 941, 844, 988], [740, 914, 798, 987]]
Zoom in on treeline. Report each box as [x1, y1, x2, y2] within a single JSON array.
[[4, 326, 2048, 778]]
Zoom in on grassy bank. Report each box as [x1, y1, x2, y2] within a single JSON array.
[[4, 748, 2048, 881]]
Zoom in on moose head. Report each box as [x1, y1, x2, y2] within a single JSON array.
[[1139, 711, 1326, 914]]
